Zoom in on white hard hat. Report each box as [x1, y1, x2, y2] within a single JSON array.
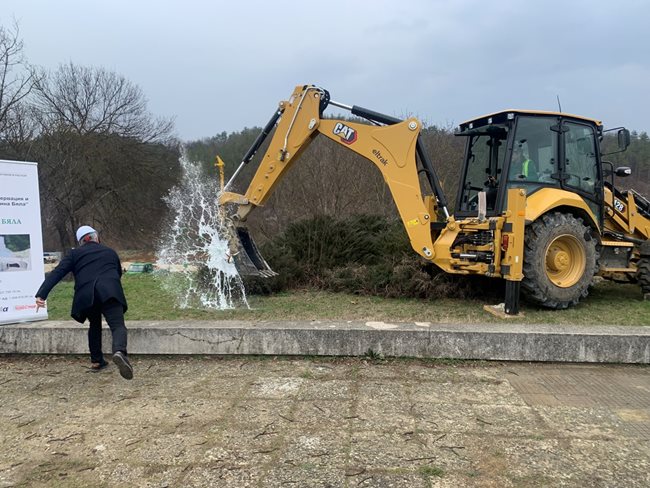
[[76, 225, 97, 242]]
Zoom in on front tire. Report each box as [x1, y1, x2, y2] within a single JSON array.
[[522, 212, 597, 309]]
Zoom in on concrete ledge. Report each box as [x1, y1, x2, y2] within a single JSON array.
[[1, 320, 649, 363]]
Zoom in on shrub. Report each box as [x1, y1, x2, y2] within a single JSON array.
[[241, 214, 504, 301]]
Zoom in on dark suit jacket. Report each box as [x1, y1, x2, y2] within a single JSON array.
[[35, 242, 128, 323]]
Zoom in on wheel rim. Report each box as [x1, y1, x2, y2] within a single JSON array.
[[544, 234, 586, 288]]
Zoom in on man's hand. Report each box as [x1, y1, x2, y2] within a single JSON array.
[[484, 175, 497, 188], [35, 297, 46, 313]]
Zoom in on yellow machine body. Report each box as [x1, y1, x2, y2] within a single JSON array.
[[219, 85, 650, 312]]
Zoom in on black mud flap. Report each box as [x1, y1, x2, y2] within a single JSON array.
[[231, 226, 277, 277]]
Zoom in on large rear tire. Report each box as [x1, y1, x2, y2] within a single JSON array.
[[522, 212, 597, 309]]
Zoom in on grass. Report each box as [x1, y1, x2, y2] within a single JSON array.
[[419, 465, 445, 477], [43, 274, 650, 325]]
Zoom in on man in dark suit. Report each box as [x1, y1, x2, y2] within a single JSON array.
[[35, 226, 133, 380]]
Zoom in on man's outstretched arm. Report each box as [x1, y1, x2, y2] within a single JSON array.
[[34, 253, 74, 309]]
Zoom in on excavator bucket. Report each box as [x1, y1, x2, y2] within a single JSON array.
[[228, 226, 277, 278]]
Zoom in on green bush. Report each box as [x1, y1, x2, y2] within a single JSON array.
[[279, 214, 409, 270], [242, 214, 505, 301]]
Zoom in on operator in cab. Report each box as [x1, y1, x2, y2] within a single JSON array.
[[510, 145, 538, 180]]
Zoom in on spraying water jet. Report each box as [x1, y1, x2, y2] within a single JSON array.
[[157, 154, 249, 310]]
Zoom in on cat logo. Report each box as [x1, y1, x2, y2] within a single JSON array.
[[333, 122, 357, 145]]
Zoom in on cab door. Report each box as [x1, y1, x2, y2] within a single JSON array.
[[504, 115, 560, 201], [560, 120, 603, 223]]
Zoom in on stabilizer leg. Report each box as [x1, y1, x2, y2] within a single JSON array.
[[504, 280, 521, 315]]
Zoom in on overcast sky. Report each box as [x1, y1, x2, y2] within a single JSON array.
[[4, 0, 650, 141]]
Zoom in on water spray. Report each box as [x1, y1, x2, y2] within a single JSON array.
[[157, 153, 249, 310]]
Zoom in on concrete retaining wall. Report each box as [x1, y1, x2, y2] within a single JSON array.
[[1, 320, 649, 363]]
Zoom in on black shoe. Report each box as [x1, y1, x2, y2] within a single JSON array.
[[89, 360, 109, 372], [112, 351, 134, 380]]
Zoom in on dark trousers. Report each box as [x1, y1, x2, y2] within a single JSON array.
[[87, 297, 127, 363]]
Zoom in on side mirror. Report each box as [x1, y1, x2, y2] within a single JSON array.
[[615, 166, 632, 177], [617, 128, 631, 151], [602, 127, 631, 156]]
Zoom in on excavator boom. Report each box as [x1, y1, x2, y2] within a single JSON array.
[[219, 85, 451, 276]]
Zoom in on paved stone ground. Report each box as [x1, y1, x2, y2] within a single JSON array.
[[0, 356, 648, 488]]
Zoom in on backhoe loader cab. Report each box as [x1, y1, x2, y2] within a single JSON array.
[[456, 110, 608, 221], [219, 85, 650, 314]]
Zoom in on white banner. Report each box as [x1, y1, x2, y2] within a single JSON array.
[[0, 160, 47, 324]]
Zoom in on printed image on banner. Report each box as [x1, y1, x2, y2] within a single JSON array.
[[0, 160, 46, 325], [0, 234, 31, 272]]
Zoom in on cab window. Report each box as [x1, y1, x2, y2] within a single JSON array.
[[458, 126, 508, 213], [564, 122, 598, 195], [508, 116, 558, 189]]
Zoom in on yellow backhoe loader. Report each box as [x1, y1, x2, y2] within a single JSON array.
[[219, 85, 650, 315]]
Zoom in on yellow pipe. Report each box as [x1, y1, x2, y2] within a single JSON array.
[[215, 155, 225, 191]]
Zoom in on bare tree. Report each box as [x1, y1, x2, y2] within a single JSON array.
[[33, 62, 173, 142], [31, 63, 179, 249], [0, 21, 34, 147], [250, 136, 398, 240], [420, 125, 465, 212]]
